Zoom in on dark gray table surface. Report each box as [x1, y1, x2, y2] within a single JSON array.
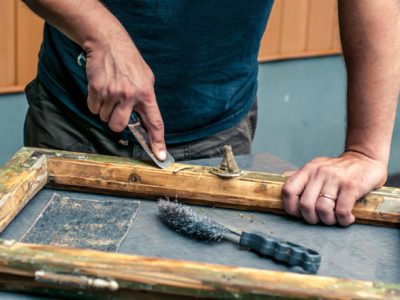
[[1, 153, 399, 299]]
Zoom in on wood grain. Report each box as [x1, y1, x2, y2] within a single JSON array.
[[0, 85, 25, 95], [306, 0, 337, 51], [0, 241, 398, 299], [280, 0, 310, 54], [259, 49, 341, 63], [331, 4, 342, 52], [259, 0, 284, 59], [0, 147, 398, 299], [0, 0, 16, 88], [1, 147, 398, 233], [39, 148, 400, 227], [259, 0, 342, 61]]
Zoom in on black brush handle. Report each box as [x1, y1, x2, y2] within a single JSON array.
[[239, 231, 321, 273], [77, 51, 140, 125]]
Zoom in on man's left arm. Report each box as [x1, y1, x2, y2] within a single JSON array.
[[282, 0, 400, 226]]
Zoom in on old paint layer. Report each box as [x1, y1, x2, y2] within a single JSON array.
[[0, 147, 399, 299], [0, 241, 398, 299], [0, 149, 48, 232], [43, 148, 400, 227]]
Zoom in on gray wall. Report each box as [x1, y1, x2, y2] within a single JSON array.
[[254, 55, 400, 175], [1, 56, 399, 175], [255, 56, 346, 166], [0, 93, 28, 165]]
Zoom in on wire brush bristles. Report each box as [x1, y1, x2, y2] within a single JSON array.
[[158, 199, 228, 241]]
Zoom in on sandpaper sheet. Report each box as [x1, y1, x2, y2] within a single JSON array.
[[20, 193, 140, 251]]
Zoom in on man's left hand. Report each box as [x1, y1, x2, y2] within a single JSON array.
[[282, 151, 387, 226]]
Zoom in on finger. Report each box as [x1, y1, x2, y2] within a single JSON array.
[[137, 94, 166, 161], [299, 177, 324, 224], [99, 99, 119, 123], [282, 171, 309, 217], [283, 170, 298, 177], [316, 185, 338, 225], [108, 102, 132, 132], [310, 156, 331, 164], [316, 197, 336, 225], [87, 74, 105, 115], [335, 187, 356, 226], [87, 92, 102, 115]]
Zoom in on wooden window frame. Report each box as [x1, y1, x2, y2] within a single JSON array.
[[0, 147, 399, 299]]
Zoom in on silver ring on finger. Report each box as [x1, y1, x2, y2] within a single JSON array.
[[318, 193, 337, 201]]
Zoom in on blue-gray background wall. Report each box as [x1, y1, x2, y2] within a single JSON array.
[[0, 92, 28, 165], [1, 55, 399, 176], [255, 56, 400, 176]]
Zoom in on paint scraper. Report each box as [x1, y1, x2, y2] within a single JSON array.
[[77, 52, 175, 168], [127, 113, 175, 169]]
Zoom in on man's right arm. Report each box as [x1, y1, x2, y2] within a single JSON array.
[[22, 0, 167, 161]]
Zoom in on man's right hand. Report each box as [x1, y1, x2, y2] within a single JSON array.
[[22, 0, 167, 161], [85, 36, 167, 161]]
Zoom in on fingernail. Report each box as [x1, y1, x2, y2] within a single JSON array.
[[158, 150, 167, 161]]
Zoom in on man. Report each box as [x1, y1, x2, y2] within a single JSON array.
[[22, 1, 400, 226]]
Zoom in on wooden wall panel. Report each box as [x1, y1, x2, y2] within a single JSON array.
[[16, 1, 44, 86], [1, 1, 342, 94], [307, 0, 336, 51], [331, 6, 342, 51], [0, 0, 16, 88], [280, 0, 310, 54], [259, 0, 341, 62], [259, 0, 284, 59]]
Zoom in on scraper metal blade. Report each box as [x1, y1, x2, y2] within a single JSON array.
[[128, 120, 175, 169]]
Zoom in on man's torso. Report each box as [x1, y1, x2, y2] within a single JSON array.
[[37, 0, 274, 143]]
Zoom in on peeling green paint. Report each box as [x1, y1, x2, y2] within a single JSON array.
[[1, 244, 399, 299], [0, 148, 34, 194], [359, 197, 369, 205], [1, 147, 400, 299]]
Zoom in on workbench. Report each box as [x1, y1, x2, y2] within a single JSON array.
[[0, 152, 398, 299]]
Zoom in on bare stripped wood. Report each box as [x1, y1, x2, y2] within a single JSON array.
[[0, 0, 16, 87], [0, 240, 398, 299], [1, 147, 397, 229], [0, 150, 48, 232], [16, 1, 44, 86], [47, 158, 284, 212], [24, 147, 397, 227]]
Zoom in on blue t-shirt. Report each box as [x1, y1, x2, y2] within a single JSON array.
[[38, 1, 274, 143]]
